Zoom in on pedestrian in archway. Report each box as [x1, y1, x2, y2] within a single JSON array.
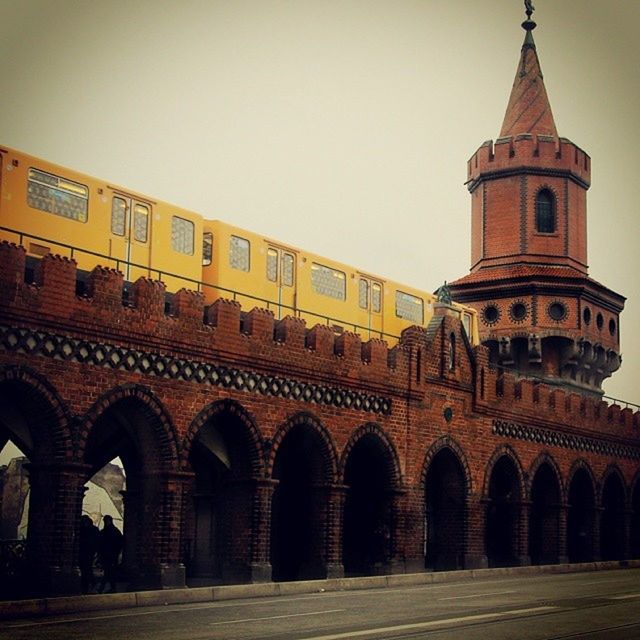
[[98, 515, 123, 593]]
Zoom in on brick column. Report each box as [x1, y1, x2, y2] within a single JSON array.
[[622, 508, 633, 561], [516, 500, 531, 566], [325, 484, 347, 579], [465, 494, 488, 569], [250, 478, 277, 582], [24, 461, 90, 595], [593, 506, 603, 562], [557, 501, 569, 564], [387, 487, 408, 574]]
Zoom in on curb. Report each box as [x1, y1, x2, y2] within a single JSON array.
[[1, 559, 639, 621]]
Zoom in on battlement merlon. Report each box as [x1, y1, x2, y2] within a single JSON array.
[[466, 135, 591, 192]]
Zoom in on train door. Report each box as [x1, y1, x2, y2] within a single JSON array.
[[265, 245, 296, 319], [109, 194, 151, 280], [358, 277, 384, 338]]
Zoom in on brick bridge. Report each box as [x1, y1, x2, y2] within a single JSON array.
[[1, 242, 639, 597]]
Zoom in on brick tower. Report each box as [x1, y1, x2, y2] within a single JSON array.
[[449, 6, 625, 396]]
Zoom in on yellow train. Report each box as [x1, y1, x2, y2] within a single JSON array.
[[0, 145, 479, 345]]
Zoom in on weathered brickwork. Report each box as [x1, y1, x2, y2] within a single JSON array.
[[0, 243, 638, 596]]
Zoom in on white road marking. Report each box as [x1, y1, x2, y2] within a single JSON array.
[[609, 593, 640, 600], [209, 608, 345, 626], [299, 605, 558, 640], [438, 590, 515, 601]]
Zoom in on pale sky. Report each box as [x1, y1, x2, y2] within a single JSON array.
[[0, 1, 638, 406]]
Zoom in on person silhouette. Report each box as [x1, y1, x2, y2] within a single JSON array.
[[98, 515, 123, 593]]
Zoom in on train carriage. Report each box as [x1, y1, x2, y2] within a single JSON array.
[[1, 144, 478, 346], [0, 146, 203, 291]]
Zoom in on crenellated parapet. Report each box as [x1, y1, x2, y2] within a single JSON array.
[[476, 364, 640, 440], [467, 135, 590, 192]]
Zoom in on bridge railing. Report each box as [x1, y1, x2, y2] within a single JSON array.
[[1, 226, 400, 344]]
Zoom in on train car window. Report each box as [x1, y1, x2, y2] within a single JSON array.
[[230, 235, 250, 271], [282, 253, 294, 287], [171, 216, 195, 255], [372, 282, 382, 313], [111, 197, 126, 236], [395, 290, 424, 324], [202, 232, 213, 266], [311, 263, 346, 300], [27, 168, 88, 222], [133, 203, 149, 242], [359, 279, 369, 309], [266, 248, 278, 281]]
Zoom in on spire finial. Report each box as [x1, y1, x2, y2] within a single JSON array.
[[524, 0, 535, 20]]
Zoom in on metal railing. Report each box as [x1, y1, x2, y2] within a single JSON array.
[[1, 227, 400, 344]]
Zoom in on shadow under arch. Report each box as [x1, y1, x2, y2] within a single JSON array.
[[269, 412, 338, 582], [632, 470, 640, 560], [182, 399, 264, 584], [80, 384, 181, 590], [566, 459, 597, 563], [340, 423, 402, 577], [527, 453, 563, 565], [421, 436, 472, 571], [483, 445, 526, 567], [0, 366, 75, 597], [599, 465, 627, 561]]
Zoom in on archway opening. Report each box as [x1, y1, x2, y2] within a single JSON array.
[[632, 479, 640, 560], [424, 448, 466, 571], [185, 407, 255, 584], [529, 463, 560, 565], [343, 433, 394, 576], [486, 456, 521, 567], [600, 473, 626, 561], [271, 423, 330, 582], [567, 467, 595, 563], [83, 396, 167, 590]]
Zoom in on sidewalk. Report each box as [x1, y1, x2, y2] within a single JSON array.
[[2, 559, 638, 621]]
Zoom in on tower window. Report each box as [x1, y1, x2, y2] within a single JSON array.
[[535, 189, 556, 233]]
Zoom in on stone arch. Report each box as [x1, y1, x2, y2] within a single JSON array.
[[566, 459, 597, 563], [0, 365, 73, 463], [421, 436, 471, 571], [339, 422, 402, 486], [182, 398, 264, 476], [527, 452, 564, 501], [269, 411, 338, 582], [80, 384, 181, 589], [181, 399, 264, 583], [340, 423, 401, 576], [484, 445, 525, 567], [0, 366, 76, 597], [527, 453, 563, 565], [80, 384, 179, 472], [599, 465, 627, 561], [268, 411, 338, 483]]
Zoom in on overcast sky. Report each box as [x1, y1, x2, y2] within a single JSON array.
[[0, 0, 638, 408]]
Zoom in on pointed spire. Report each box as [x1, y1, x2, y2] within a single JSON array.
[[499, 6, 558, 139]]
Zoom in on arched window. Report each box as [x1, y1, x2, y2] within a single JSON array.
[[449, 332, 456, 371], [535, 189, 555, 233]]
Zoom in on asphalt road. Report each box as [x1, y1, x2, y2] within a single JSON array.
[[2, 569, 640, 640]]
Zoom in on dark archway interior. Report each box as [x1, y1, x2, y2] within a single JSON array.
[[84, 398, 164, 586], [271, 425, 327, 582], [567, 468, 595, 563], [632, 480, 640, 559], [425, 448, 465, 571], [529, 463, 560, 565], [486, 456, 521, 567], [600, 473, 625, 561], [343, 434, 393, 576], [186, 410, 254, 584]]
